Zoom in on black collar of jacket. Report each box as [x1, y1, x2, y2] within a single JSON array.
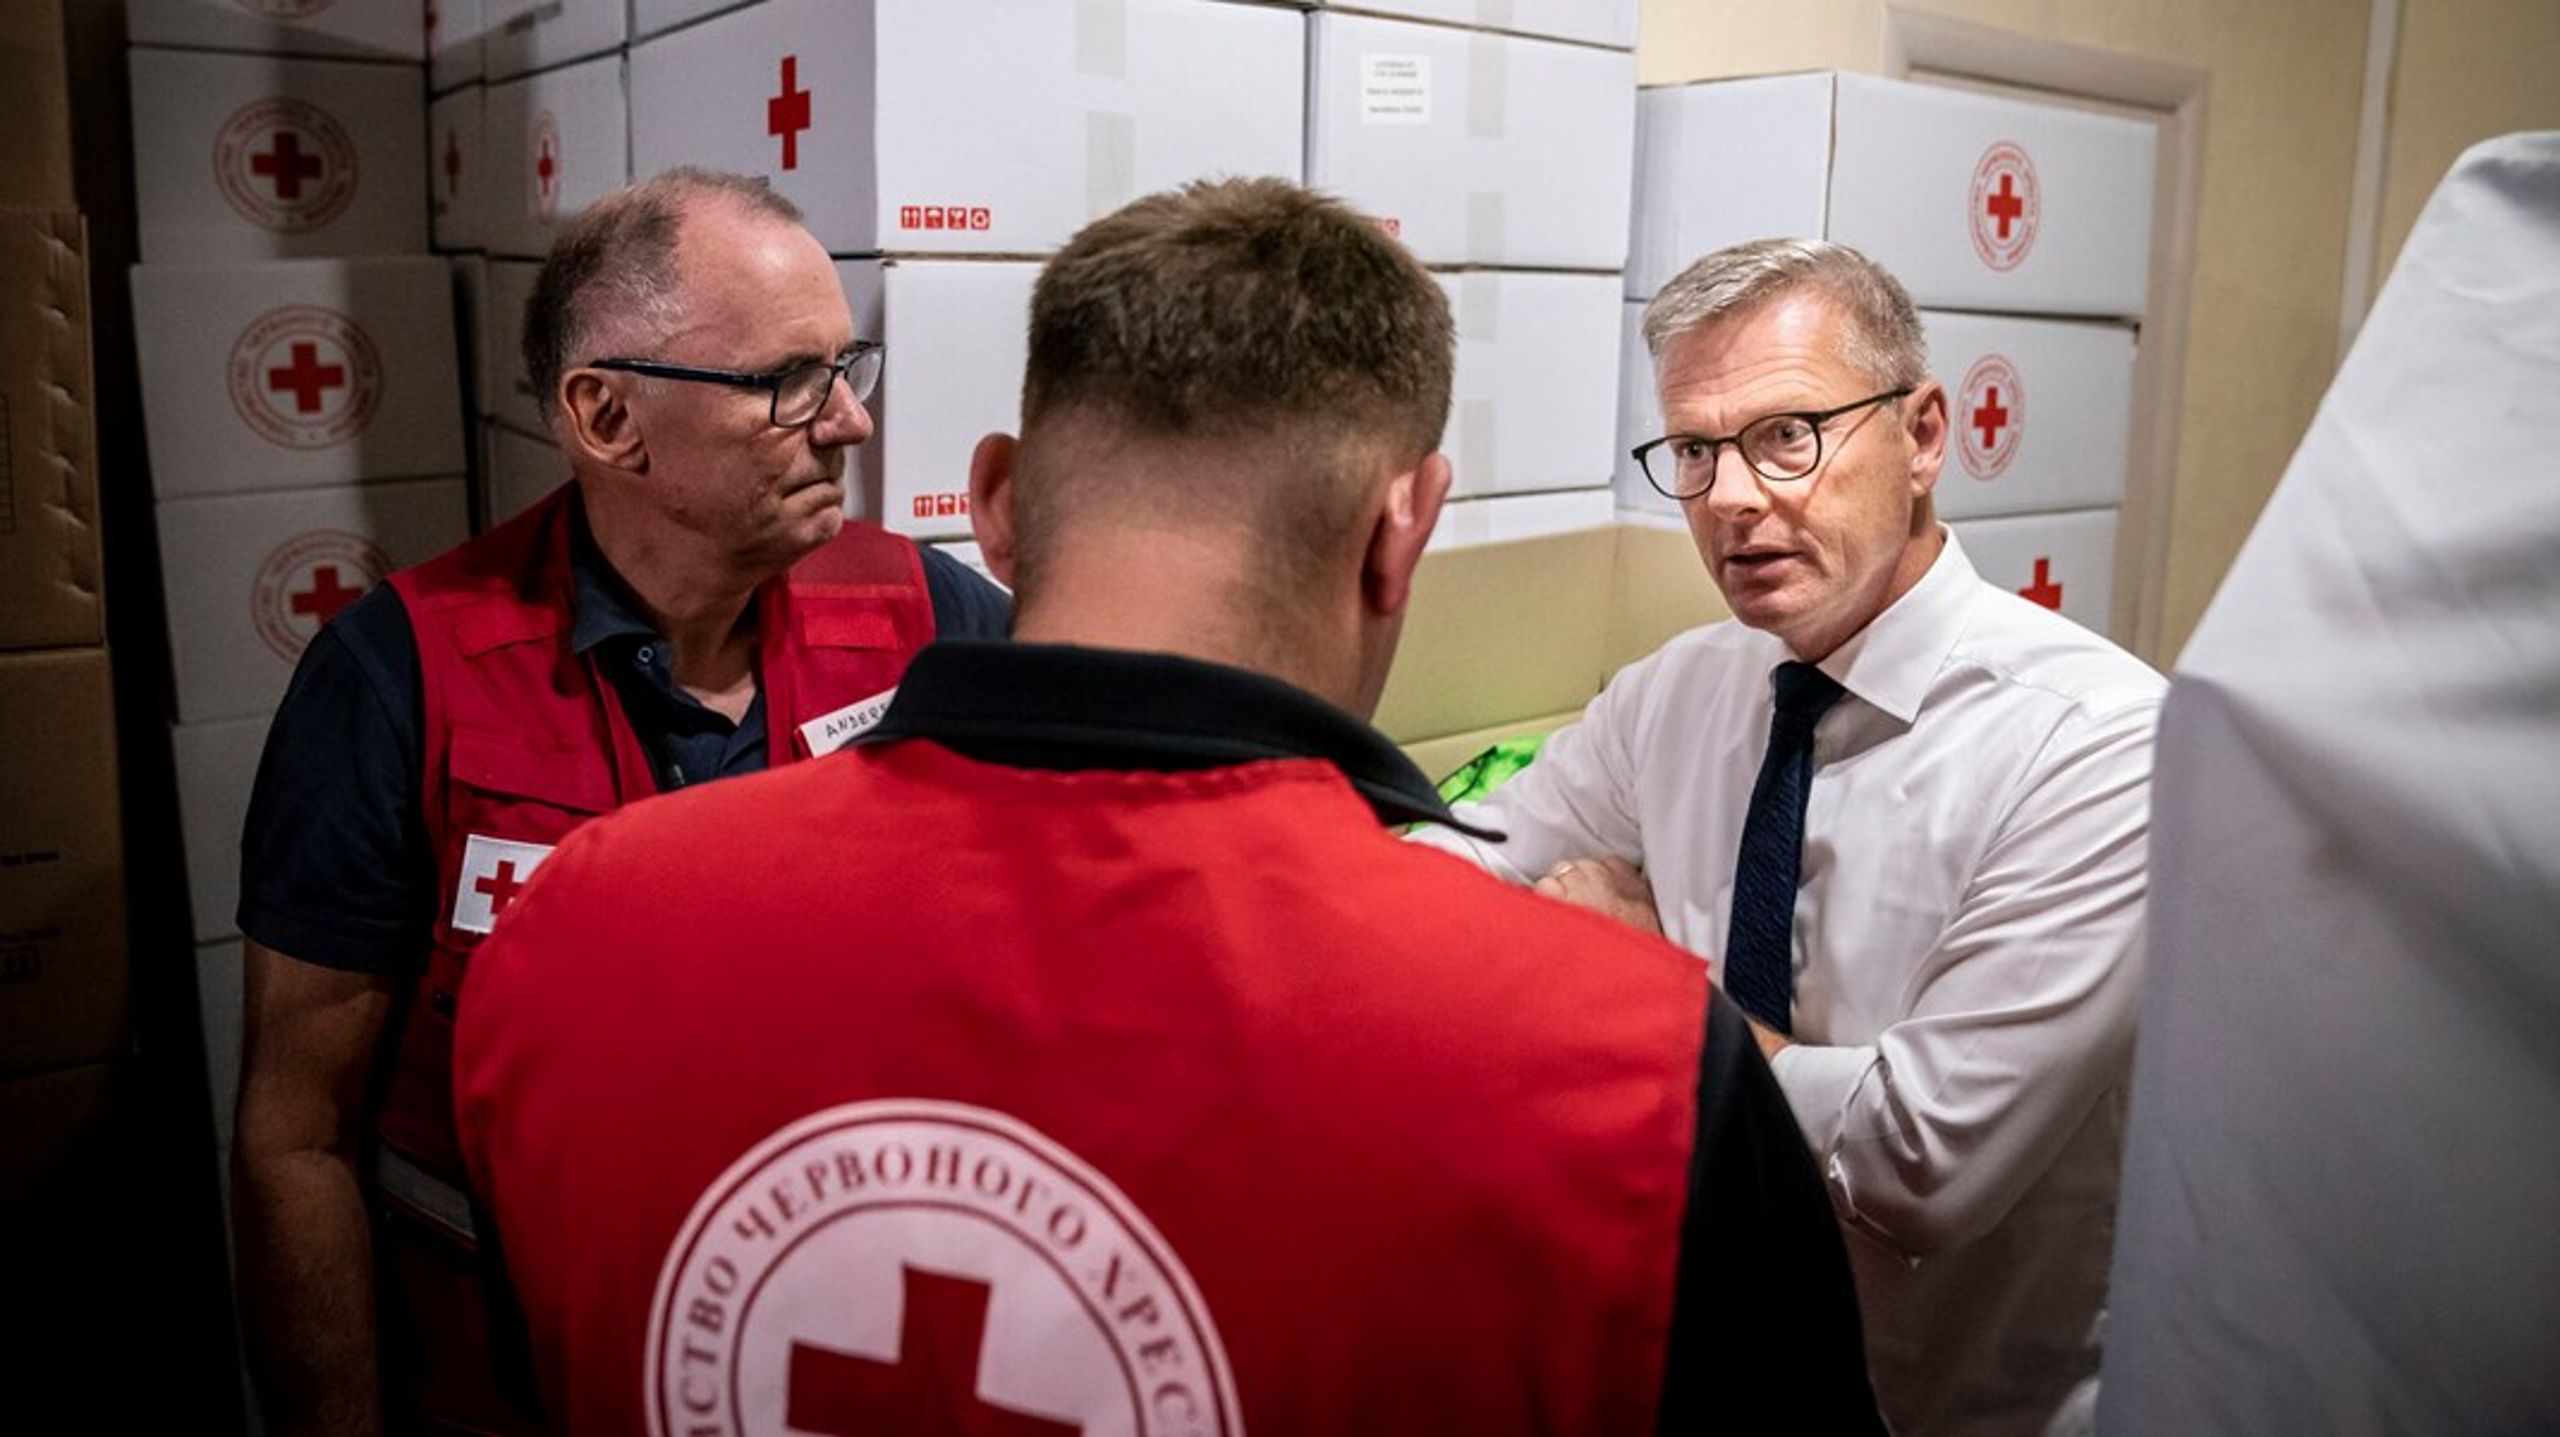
[[865, 639, 1500, 840]]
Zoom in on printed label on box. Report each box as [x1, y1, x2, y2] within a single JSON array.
[[1956, 353, 2025, 480], [226, 306, 383, 451], [1969, 140, 2041, 272], [1362, 55, 1431, 124]]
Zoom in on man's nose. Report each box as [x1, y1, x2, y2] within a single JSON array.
[[810, 372, 874, 446], [1698, 442, 1766, 515]]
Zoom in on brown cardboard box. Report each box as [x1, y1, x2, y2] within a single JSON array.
[[0, 0, 75, 211], [0, 648, 130, 1077], [0, 209, 101, 651]]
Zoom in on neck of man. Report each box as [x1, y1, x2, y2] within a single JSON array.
[[1011, 524, 1370, 717], [583, 494, 776, 715]]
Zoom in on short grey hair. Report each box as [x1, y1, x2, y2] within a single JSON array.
[[521, 167, 806, 420], [1639, 237, 1928, 389]]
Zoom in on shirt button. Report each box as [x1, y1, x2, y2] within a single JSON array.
[[635, 645, 655, 666]]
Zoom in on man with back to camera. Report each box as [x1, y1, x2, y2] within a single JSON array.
[[445, 177, 1886, 1434], [227, 168, 1011, 1435], [1414, 238, 2166, 1435]]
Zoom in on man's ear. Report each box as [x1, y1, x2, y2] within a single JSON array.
[[1363, 450, 1452, 619], [1903, 378, 1948, 500], [967, 432, 1021, 588], [559, 370, 646, 473]]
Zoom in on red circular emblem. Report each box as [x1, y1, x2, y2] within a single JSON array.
[[1956, 353, 2026, 481], [232, 0, 339, 16], [226, 305, 384, 451], [1968, 141, 2040, 272], [650, 1101, 1241, 1437], [251, 530, 390, 662], [213, 97, 359, 234], [530, 111, 563, 220]]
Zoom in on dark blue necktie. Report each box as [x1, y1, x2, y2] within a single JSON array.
[[1723, 661, 1847, 1034]]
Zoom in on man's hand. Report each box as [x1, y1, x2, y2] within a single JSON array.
[[1746, 1015, 1792, 1063], [1533, 855, 1665, 937]]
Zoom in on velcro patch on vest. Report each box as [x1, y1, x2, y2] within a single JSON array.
[[799, 686, 898, 757], [451, 834, 558, 936]]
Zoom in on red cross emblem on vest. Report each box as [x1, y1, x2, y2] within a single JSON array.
[[453, 834, 557, 935], [789, 1267, 1080, 1436]]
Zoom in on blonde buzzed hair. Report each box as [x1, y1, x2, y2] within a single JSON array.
[[1012, 177, 1454, 603], [1641, 237, 1928, 389]]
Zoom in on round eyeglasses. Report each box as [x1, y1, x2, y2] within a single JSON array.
[[586, 341, 885, 428], [1630, 387, 1912, 501]]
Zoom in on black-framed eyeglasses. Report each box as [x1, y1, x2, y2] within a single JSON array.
[[1630, 387, 1912, 501], [586, 341, 884, 428]]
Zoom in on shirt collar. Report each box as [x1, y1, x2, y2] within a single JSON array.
[[564, 494, 666, 656], [865, 639, 1492, 837], [1812, 526, 1978, 726]]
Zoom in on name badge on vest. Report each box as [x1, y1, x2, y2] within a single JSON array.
[[451, 834, 557, 936], [799, 687, 898, 757]]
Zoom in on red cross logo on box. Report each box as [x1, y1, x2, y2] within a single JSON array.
[[2018, 556, 2064, 611], [769, 55, 812, 172], [531, 112, 562, 219], [1956, 353, 2025, 480], [649, 1101, 1241, 1437], [251, 529, 392, 662], [451, 834, 558, 935], [227, 305, 384, 450], [214, 98, 359, 233], [1968, 141, 2041, 272]]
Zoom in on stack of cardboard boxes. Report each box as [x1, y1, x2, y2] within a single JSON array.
[[125, 1, 473, 1170], [1620, 73, 2157, 640], [0, 0, 126, 1207], [1304, 0, 1635, 550]]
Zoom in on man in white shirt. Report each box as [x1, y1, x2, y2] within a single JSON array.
[[1417, 238, 2163, 1436]]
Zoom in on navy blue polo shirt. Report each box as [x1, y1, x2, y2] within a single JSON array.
[[236, 509, 1010, 975]]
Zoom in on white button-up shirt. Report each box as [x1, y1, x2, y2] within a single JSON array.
[[1419, 533, 2164, 1436]]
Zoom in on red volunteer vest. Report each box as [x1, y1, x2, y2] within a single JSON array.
[[454, 739, 1711, 1435], [375, 486, 934, 1433]]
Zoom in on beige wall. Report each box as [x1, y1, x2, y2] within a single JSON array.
[[1634, 0, 2371, 662], [2374, 0, 2560, 285]]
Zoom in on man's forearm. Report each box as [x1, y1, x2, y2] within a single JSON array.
[[234, 1144, 384, 1437]]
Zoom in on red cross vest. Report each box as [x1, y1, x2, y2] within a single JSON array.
[[376, 486, 935, 1434], [453, 739, 1712, 1435]]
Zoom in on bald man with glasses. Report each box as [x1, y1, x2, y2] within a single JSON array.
[[229, 168, 1008, 1437]]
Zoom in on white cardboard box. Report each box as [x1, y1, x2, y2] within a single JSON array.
[[1307, 0, 1636, 50], [1428, 488, 1613, 550], [430, 0, 487, 92], [197, 939, 245, 1152], [484, 52, 628, 259], [128, 0, 427, 61], [132, 257, 469, 495], [1612, 297, 1670, 519], [1949, 506, 2117, 639], [481, 0, 625, 82], [838, 257, 1036, 540], [1629, 72, 2155, 317], [1307, 13, 1635, 270], [171, 716, 271, 946], [476, 258, 544, 426], [1437, 269, 1619, 498], [633, 0, 754, 42], [1924, 309, 2135, 520], [130, 46, 429, 263], [482, 420, 564, 528], [156, 477, 471, 723], [629, 0, 1305, 258], [430, 84, 487, 252]]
